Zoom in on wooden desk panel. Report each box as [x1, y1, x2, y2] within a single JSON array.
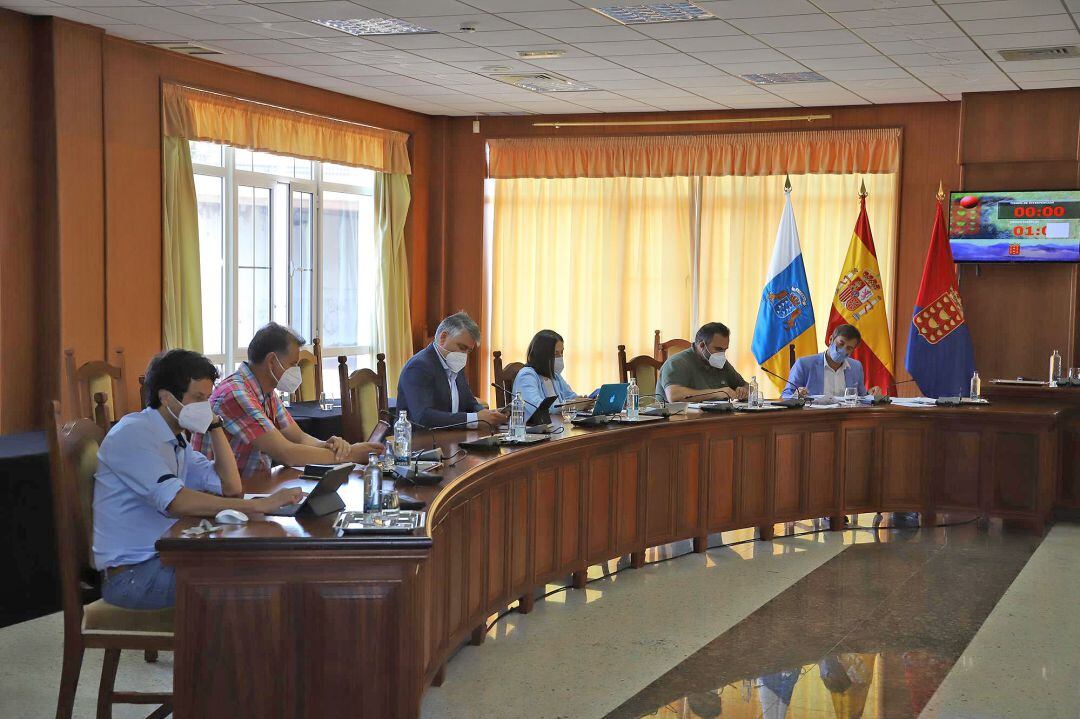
[[158, 402, 1071, 719]]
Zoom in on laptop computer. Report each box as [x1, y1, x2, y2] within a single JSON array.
[[244, 463, 353, 517], [570, 383, 628, 427]]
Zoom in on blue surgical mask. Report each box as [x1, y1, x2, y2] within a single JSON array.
[[828, 344, 848, 363]]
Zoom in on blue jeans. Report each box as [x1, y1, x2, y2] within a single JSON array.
[[101, 556, 176, 610]]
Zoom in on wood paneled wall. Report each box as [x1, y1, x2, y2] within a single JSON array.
[[434, 103, 964, 392], [958, 89, 1080, 380]]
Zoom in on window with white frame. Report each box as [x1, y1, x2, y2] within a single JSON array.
[[190, 140, 379, 398]]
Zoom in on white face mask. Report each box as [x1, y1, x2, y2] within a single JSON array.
[[170, 400, 214, 435], [271, 356, 303, 394], [707, 349, 727, 370], [444, 351, 468, 374], [553, 357, 565, 374]]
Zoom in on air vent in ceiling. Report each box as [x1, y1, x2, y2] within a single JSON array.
[[489, 73, 599, 93], [998, 46, 1080, 61], [741, 71, 829, 85], [591, 2, 715, 25], [146, 41, 222, 56], [313, 18, 436, 35]]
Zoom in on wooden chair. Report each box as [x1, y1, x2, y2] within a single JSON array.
[[653, 330, 691, 362], [47, 400, 173, 719], [292, 337, 324, 404], [338, 354, 389, 443], [618, 345, 663, 402], [492, 351, 526, 409], [65, 348, 130, 431]]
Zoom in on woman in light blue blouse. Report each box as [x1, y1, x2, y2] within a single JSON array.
[[512, 330, 582, 421]]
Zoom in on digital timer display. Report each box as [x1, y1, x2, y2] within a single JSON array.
[[949, 190, 1080, 263]]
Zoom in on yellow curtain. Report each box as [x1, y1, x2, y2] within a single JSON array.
[[490, 177, 694, 398], [697, 173, 898, 384], [374, 173, 413, 391], [162, 136, 203, 351], [488, 129, 899, 180], [162, 83, 411, 174]]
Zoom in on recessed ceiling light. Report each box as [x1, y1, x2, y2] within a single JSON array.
[[490, 73, 599, 93], [741, 71, 829, 85], [998, 45, 1080, 61], [591, 1, 715, 25], [517, 49, 566, 59], [312, 18, 436, 36]]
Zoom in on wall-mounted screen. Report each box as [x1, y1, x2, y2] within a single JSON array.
[[948, 190, 1080, 262]]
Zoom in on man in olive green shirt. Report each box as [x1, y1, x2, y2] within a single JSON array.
[[658, 322, 750, 403]]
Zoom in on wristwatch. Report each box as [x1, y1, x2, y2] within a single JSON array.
[[208, 419, 225, 432]]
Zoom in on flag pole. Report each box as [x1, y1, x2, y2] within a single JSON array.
[[859, 179, 868, 198], [936, 180, 945, 202], [784, 174, 792, 193]]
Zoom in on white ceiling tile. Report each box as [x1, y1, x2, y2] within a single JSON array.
[[856, 22, 964, 42], [908, 62, 1011, 80], [833, 5, 950, 28], [921, 77, 1017, 92], [873, 36, 978, 54], [637, 64, 736, 79], [814, 0, 931, 10], [653, 99, 729, 110], [1014, 77, 1080, 89], [891, 50, 988, 67], [177, 4, 294, 23], [822, 66, 910, 81], [230, 21, 344, 39], [0, 0, 65, 5], [558, 67, 652, 81], [976, 30, 1080, 50], [806, 54, 901, 70], [855, 89, 944, 103], [783, 43, 882, 60], [945, 0, 1065, 21], [695, 85, 781, 98], [256, 65, 332, 82], [668, 75, 754, 88], [758, 29, 864, 48], [571, 39, 679, 56], [103, 23, 189, 41], [357, 0, 478, 17], [285, 36, 386, 51], [632, 18, 743, 39], [525, 56, 623, 71], [619, 86, 699, 99], [570, 99, 664, 111], [399, 14, 519, 32], [393, 63, 483, 78], [204, 52, 283, 67], [665, 35, 767, 53], [716, 60, 810, 73], [352, 74, 443, 87], [692, 48, 794, 64], [502, 99, 589, 111], [412, 46, 509, 62], [961, 15, 1071, 37], [838, 76, 927, 89], [495, 9, 613, 28], [587, 77, 671, 90], [314, 63, 394, 77], [539, 25, 644, 43], [368, 34, 472, 50], [444, 29, 555, 46], [696, 0, 821, 19], [535, 90, 623, 101], [332, 49, 429, 64], [1007, 68, 1080, 81], [468, 0, 579, 11], [209, 38, 309, 53], [250, 2, 371, 21], [723, 98, 798, 108], [615, 53, 713, 68], [447, 58, 544, 72], [729, 13, 841, 34], [257, 51, 358, 65]]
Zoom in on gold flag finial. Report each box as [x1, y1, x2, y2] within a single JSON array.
[[936, 180, 945, 201], [784, 174, 792, 192], [859, 179, 868, 198]]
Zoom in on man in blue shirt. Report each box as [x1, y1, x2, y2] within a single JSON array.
[[781, 324, 884, 400], [396, 312, 508, 429], [94, 349, 302, 610]]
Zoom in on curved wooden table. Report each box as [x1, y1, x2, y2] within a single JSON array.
[[158, 401, 1071, 719]]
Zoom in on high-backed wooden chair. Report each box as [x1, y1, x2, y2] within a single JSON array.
[[338, 354, 389, 443], [47, 400, 173, 719], [65, 348, 130, 431], [618, 345, 663, 402], [653, 330, 691, 362], [492, 351, 526, 409], [292, 337, 324, 403]]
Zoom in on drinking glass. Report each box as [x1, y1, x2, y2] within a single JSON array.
[[843, 387, 858, 406], [1070, 368, 1080, 386]]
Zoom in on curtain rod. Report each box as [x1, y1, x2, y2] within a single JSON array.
[[532, 114, 831, 128]]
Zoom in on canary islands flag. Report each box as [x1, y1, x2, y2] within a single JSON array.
[[905, 196, 976, 397], [827, 191, 895, 393], [752, 186, 817, 393]]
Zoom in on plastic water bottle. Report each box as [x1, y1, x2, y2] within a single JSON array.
[[363, 453, 382, 512], [749, 376, 763, 408], [393, 410, 411, 464], [381, 440, 395, 472], [969, 370, 981, 399], [509, 393, 527, 440], [1049, 349, 1063, 387], [626, 378, 640, 419]]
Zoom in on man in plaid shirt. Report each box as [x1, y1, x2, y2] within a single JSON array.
[[193, 323, 382, 479]]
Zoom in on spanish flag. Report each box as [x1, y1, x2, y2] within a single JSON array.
[[826, 189, 895, 393]]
